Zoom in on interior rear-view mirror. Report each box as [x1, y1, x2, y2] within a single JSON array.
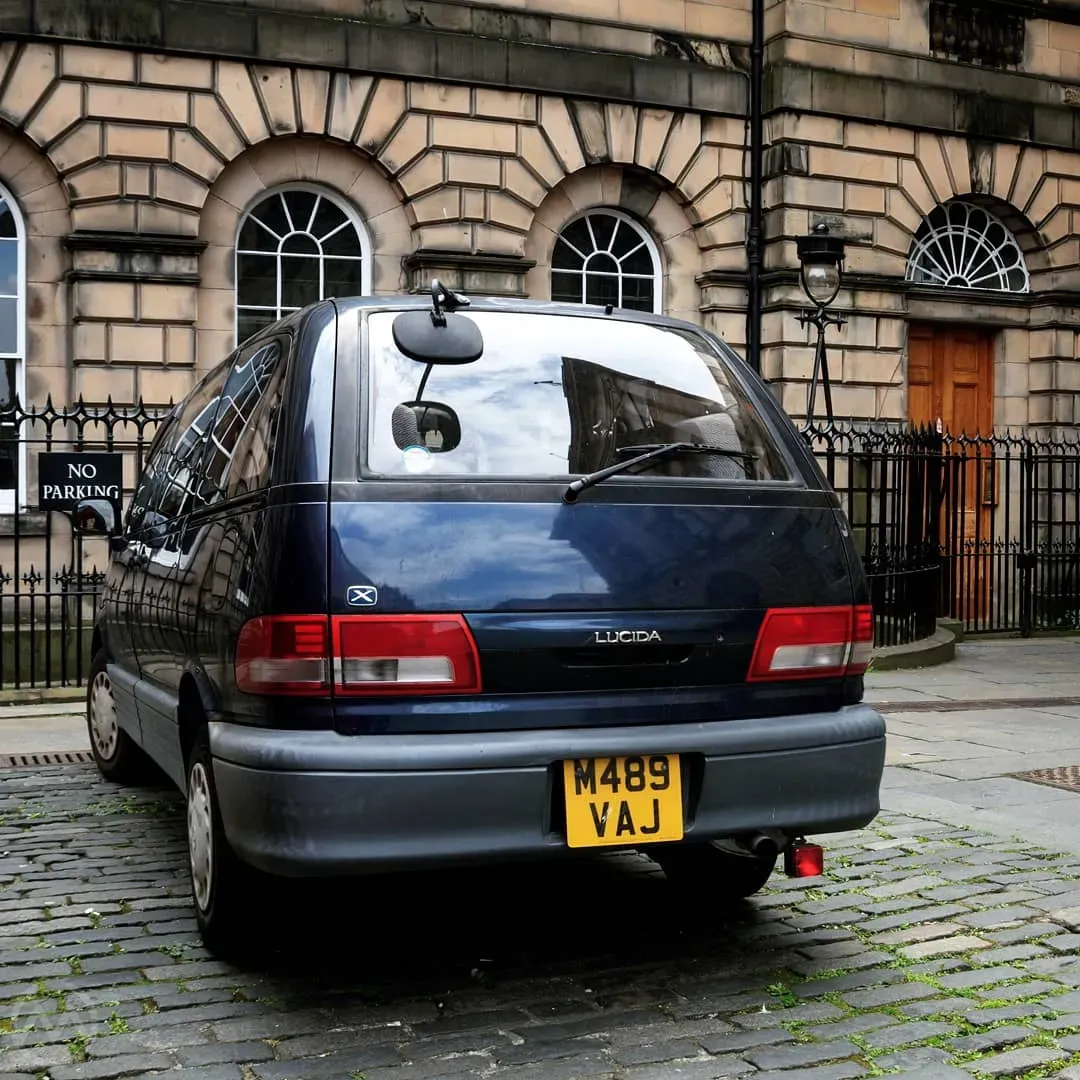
[[391, 401, 461, 453]]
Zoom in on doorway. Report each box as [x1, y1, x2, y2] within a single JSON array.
[[907, 323, 997, 626]]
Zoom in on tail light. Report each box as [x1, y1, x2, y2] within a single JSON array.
[[747, 605, 874, 682], [235, 614, 482, 696]]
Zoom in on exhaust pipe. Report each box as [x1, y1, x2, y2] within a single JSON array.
[[733, 832, 779, 860]]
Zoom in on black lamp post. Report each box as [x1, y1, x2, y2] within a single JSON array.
[[796, 222, 846, 426]]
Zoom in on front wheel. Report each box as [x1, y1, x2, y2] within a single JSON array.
[[648, 841, 778, 901], [86, 650, 150, 785], [186, 730, 260, 959]]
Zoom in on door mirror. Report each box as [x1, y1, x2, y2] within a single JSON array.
[[73, 499, 118, 537], [391, 279, 483, 365], [391, 401, 462, 453]]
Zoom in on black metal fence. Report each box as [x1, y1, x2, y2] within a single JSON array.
[[0, 399, 1076, 690], [0, 398, 166, 690], [807, 422, 1080, 647]]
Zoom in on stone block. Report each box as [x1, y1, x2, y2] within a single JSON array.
[[410, 187, 460, 225], [476, 88, 537, 123], [0, 43, 55, 127], [139, 53, 213, 89], [354, 78, 405, 153], [487, 191, 532, 232], [162, 0, 255, 56], [75, 281, 136, 321], [519, 124, 566, 188], [295, 68, 330, 136], [50, 122, 102, 174], [410, 82, 470, 115], [433, 116, 516, 155], [255, 12, 346, 68], [73, 322, 106, 363], [104, 124, 169, 162], [26, 82, 83, 147], [215, 62, 268, 146], [136, 202, 199, 236], [62, 43, 136, 82], [75, 363, 135, 405], [396, 150, 443, 197], [138, 284, 196, 324], [191, 93, 245, 162], [330, 74, 377, 145], [809, 146, 898, 184], [380, 114, 428, 174], [252, 66, 297, 136], [87, 85, 187, 126], [167, 325, 196, 366], [171, 131, 222, 184], [447, 153, 501, 188], [111, 323, 166, 364], [502, 158, 547, 208], [66, 163, 123, 203], [137, 367, 194, 406]]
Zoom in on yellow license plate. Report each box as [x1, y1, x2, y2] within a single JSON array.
[[562, 755, 683, 848]]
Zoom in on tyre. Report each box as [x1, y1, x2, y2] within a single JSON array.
[[86, 649, 150, 785], [186, 728, 260, 959], [649, 841, 778, 901]]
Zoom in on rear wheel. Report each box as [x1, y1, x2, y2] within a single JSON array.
[[649, 841, 778, 901], [86, 650, 150, 784], [186, 729, 260, 959]]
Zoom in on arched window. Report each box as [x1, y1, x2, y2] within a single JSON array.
[[906, 201, 1030, 293], [235, 185, 370, 343], [0, 183, 23, 512], [550, 209, 661, 313]]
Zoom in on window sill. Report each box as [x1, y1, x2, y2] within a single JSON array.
[[0, 512, 50, 537]]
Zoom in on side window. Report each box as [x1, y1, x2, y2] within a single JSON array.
[[227, 342, 289, 498], [126, 413, 178, 534], [194, 338, 286, 507], [130, 358, 233, 535]]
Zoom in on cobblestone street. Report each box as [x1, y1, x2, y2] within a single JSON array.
[[2, 761, 1080, 1080]]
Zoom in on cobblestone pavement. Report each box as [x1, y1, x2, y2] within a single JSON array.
[[2, 766, 1080, 1080]]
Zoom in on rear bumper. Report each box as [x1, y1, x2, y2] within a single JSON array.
[[209, 705, 886, 877]]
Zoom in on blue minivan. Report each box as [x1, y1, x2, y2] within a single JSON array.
[[78, 284, 885, 955]]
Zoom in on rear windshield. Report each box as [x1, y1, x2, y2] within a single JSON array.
[[365, 310, 791, 483]]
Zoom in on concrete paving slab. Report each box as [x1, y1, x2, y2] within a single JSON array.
[[0, 710, 87, 754]]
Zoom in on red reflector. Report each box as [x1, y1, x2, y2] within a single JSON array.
[[784, 842, 825, 879], [235, 616, 330, 695], [234, 614, 482, 697], [334, 614, 481, 696], [747, 605, 874, 681]]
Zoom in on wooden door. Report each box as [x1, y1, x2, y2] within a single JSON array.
[[907, 325, 995, 625]]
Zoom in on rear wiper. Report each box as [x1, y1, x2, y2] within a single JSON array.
[[563, 442, 757, 503]]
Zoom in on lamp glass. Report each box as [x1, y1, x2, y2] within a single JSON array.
[[801, 262, 840, 306]]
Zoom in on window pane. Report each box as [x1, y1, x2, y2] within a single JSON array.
[[237, 215, 278, 252], [589, 213, 617, 252], [323, 224, 365, 258], [0, 297, 16, 354], [283, 190, 317, 232], [0, 425, 16, 490], [366, 311, 789, 483], [550, 271, 582, 304], [622, 245, 653, 276], [281, 255, 320, 307], [237, 311, 275, 344], [622, 276, 655, 312], [0, 356, 15, 403], [585, 272, 618, 308], [311, 197, 349, 241], [0, 241, 16, 296], [251, 195, 290, 238], [552, 236, 584, 270], [236, 253, 277, 310], [281, 233, 320, 256], [559, 218, 591, 254], [0, 203, 15, 239], [323, 257, 364, 298]]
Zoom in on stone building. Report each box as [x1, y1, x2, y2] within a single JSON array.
[[0, 0, 1079, 517]]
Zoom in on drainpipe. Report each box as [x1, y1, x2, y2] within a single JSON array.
[[745, 0, 765, 375]]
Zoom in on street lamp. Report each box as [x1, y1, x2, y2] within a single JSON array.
[[797, 222, 846, 426]]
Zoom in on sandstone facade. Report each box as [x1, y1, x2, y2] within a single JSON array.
[[0, 0, 1078, 438]]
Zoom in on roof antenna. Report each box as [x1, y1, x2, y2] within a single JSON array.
[[430, 278, 470, 326]]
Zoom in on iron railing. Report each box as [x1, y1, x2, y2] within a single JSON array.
[[806, 422, 1080, 645], [0, 397, 167, 690], [0, 399, 1076, 689]]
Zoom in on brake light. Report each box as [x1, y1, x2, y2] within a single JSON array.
[[235, 616, 331, 694], [747, 605, 874, 681], [234, 614, 481, 696]]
